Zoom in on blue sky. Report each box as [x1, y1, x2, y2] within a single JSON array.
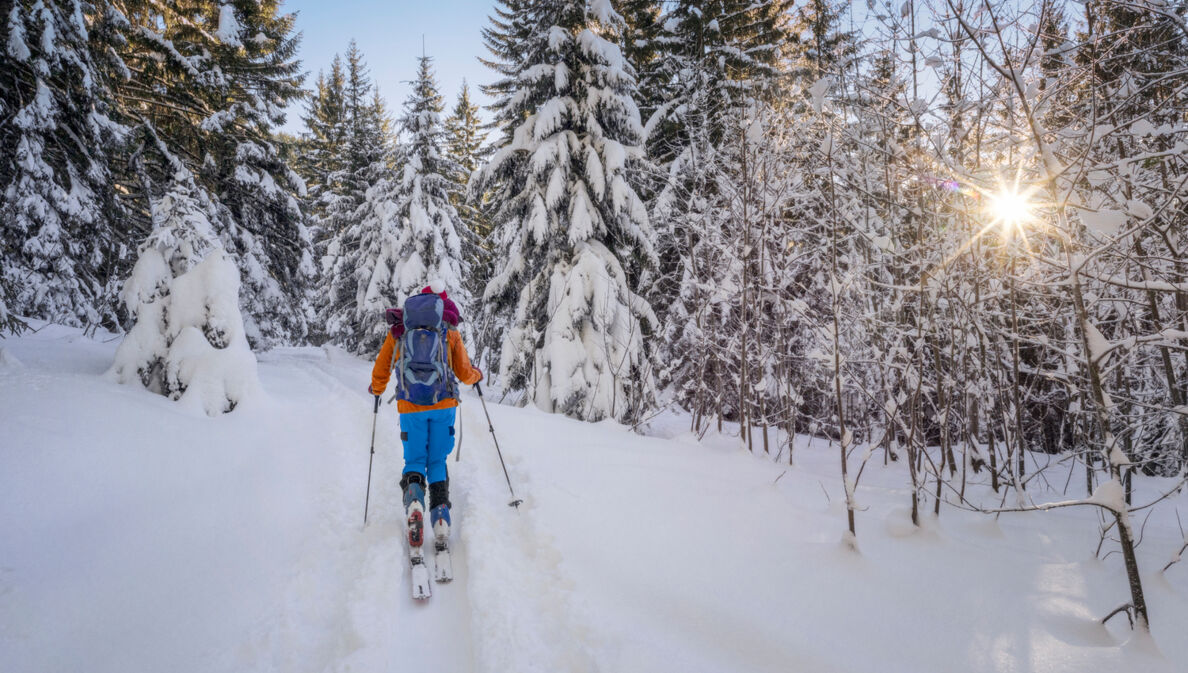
[[278, 0, 498, 134]]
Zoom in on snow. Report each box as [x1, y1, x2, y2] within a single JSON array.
[[1081, 208, 1127, 239], [215, 4, 243, 48], [808, 77, 833, 114], [1083, 318, 1111, 365], [1087, 478, 1128, 513], [108, 178, 259, 416], [0, 344, 21, 368], [6, 325, 1188, 672], [1126, 199, 1153, 220], [7, 4, 31, 61], [1131, 119, 1156, 138]]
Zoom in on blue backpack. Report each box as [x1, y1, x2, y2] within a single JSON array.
[[395, 294, 458, 406]]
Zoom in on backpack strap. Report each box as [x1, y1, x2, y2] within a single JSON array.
[[394, 331, 411, 398], [383, 334, 402, 405], [445, 328, 458, 398]]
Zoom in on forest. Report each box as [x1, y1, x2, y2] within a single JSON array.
[[3, 0, 1188, 634]]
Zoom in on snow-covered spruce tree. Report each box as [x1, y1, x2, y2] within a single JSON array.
[[476, 0, 543, 362], [295, 55, 353, 344], [111, 0, 309, 348], [299, 56, 349, 235], [444, 79, 493, 320], [645, 0, 792, 164], [618, 1, 664, 130], [445, 80, 490, 201], [0, 279, 26, 335], [311, 43, 396, 349], [650, 91, 728, 428], [108, 172, 259, 416], [390, 56, 471, 332], [335, 42, 392, 223], [478, 0, 658, 423], [317, 162, 394, 354], [0, 0, 129, 330], [319, 56, 469, 355]]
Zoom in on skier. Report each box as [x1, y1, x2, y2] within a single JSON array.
[[369, 284, 482, 554]]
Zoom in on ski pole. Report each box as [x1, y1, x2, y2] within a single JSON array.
[[363, 394, 380, 525], [475, 381, 523, 509], [455, 400, 463, 463]]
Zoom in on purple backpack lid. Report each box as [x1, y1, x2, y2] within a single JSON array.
[[385, 308, 405, 339], [385, 287, 463, 340]]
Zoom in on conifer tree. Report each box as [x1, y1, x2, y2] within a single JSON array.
[[1, 0, 128, 330], [445, 80, 490, 223], [300, 56, 348, 229], [338, 41, 389, 211], [318, 56, 470, 354], [312, 41, 400, 352], [445, 81, 489, 185], [444, 80, 493, 333], [110, 0, 310, 348], [391, 56, 470, 321], [478, 0, 658, 422], [619, 1, 664, 121], [789, 0, 856, 85], [648, 0, 793, 405], [646, 0, 793, 161], [317, 153, 400, 354]]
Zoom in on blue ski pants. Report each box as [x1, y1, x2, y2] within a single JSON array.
[[400, 406, 456, 485]]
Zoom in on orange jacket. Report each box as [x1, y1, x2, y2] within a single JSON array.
[[371, 329, 482, 413]]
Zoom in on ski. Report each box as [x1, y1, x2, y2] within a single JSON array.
[[434, 541, 453, 583], [410, 552, 432, 600], [430, 504, 453, 583], [407, 506, 431, 600]]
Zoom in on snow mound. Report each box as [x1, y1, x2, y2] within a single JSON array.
[[108, 178, 260, 416]]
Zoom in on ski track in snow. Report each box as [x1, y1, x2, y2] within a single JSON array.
[[233, 350, 478, 673], [454, 399, 599, 673]]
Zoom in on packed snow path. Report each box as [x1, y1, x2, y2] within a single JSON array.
[[4, 325, 1188, 672]]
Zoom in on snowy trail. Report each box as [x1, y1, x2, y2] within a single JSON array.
[[452, 397, 599, 673], [233, 349, 477, 673]]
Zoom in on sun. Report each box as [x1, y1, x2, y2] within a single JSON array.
[[936, 171, 1047, 270], [988, 187, 1035, 235]]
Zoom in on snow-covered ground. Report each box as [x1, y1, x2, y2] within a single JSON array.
[[3, 324, 1188, 673]]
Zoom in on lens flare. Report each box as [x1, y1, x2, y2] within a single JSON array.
[[988, 188, 1035, 232]]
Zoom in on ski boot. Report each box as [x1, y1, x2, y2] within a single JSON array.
[[402, 473, 426, 548], [429, 480, 451, 544], [430, 505, 451, 544], [427, 480, 454, 583]]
